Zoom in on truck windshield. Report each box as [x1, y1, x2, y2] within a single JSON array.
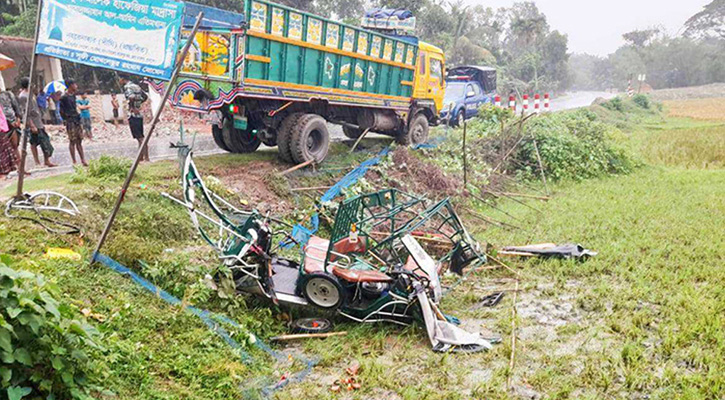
[[444, 82, 466, 102]]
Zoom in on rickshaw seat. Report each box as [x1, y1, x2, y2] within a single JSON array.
[[303, 236, 390, 283]]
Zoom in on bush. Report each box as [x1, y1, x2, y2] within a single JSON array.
[[72, 156, 131, 183], [632, 94, 651, 109], [601, 97, 624, 112], [511, 110, 637, 181], [0, 257, 102, 399]]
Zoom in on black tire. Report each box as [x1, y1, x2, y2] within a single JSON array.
[[232, 128, 262, 153], [212, 123, 231, 152], [450, 110, 465, 127], [342, 125, 364, 139], [292, 318, 333, 334], [278, 113, 303, 163], [290, 114, 330, 164], [221, 116, 261, 154], [302, 272, 345, 310], [396, 113, 429, 146]]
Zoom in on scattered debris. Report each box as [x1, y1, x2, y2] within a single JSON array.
[[44, 247, 82, 260], [480, 292, 505, 308], [5, 191, 81, 234], [164, 145, 497, 353], [80, 308, 107, 322], [330, 361, 362, 392], [501, 243, 597, 259]]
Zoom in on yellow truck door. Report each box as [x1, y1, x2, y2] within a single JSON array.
[[412, 42, 446, 113]]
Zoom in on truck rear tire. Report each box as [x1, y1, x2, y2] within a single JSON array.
[[396, 114, 429, 146], [221, 116, 261, 154], [278, 113, 303, 163], [290, 114, 330, 164], [212, 124, 231, 152], [342, 125, 364, 139]]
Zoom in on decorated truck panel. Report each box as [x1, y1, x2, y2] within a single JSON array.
[[165, 1, 446, 164]]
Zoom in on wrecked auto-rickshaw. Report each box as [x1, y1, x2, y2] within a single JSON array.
[[164, 144, 494, 352]]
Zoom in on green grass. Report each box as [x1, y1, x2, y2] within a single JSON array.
[[1, 106, 724, 398]]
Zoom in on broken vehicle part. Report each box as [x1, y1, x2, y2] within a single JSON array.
[[5, 191, 81, 234], [501, 243, 597, 259]]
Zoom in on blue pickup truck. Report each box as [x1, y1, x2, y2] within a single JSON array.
[[441, 66, 497, 126]]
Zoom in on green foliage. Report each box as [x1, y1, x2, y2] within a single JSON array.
[[601, 97, 624, 112], [71, 156, 131, 183], [0, 7, 36, 38], [514, 110, 638, 181], [632, 94, 651, 109], [0, 257, 102, 399]]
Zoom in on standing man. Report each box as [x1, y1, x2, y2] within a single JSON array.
[[111, 93, 120, 127], [77, 91, 93, 140], [0, 88, 21, 166], [119, 75, 149, 162], [18, 77, 56, 168], [59, 79, 88, 166]]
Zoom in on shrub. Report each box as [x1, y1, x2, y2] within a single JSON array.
[[509, 110, 637, 181], [601, 97, 624, 112], [72, 156, 131, 183], [632, 94, 651, 109], [0, 257, 102, 399]]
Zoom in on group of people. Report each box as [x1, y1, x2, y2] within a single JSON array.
[[0, 74, 150, 178]]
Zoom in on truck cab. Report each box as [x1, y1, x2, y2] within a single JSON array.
[[441, 66, 496, 126]]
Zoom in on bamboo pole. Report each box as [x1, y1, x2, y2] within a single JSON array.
[[92, 12, 204, 261], [279, 159, 314, 176], [14, 0, 43, 199], [270, 331, 348, 341]]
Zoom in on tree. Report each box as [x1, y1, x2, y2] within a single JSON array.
[[684, 0, 725, 39], [622, 28, 661, 48]]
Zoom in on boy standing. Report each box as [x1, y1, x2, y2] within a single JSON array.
[[59, 79, 88, 166], [77, 91, 93, 139], [18, 77, 56, 168], [119, 75, 149, 162]]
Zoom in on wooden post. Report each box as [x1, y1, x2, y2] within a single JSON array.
[[462, 117, 468, 187], [14, 0, 43, 200], [349, 128, 371, 153], [92, 12, 204, 261]]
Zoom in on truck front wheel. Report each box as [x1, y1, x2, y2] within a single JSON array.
[[397, 114, 429, 146], [290, 114, 330, 164]]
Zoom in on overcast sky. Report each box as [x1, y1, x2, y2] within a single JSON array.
[[464, 0, 711, 56]]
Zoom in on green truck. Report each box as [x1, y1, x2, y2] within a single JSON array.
[[165, 1, 447, 164]]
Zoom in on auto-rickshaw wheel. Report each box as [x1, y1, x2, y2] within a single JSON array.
[[292, 317, 333, 334], [302, 272, 344, 310]]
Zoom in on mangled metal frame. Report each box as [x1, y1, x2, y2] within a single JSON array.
[[5, 191, 81, 234], [165, 146, 494, 353], [321, 188, 486, 277]]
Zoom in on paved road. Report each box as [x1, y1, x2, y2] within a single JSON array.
[[551, 91, 617, 111], [4, 91, 611, 190]]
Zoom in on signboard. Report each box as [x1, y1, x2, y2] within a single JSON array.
[[36, 0, 184, 80]]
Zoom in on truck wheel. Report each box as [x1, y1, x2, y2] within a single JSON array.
[[397, 114, 429, 146], [221, 116, 261, 153], [290, 114, 330, 164], [342, 125, 364, 139], [212, 124, 231, 152], [278, 113, 303, 163]]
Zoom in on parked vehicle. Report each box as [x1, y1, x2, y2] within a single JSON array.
[[162, 2, 447, 164], [441, 66, 497, 126]]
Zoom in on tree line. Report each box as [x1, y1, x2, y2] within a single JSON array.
[[570, 0, 725, 91], [2, 0, 722, 94]]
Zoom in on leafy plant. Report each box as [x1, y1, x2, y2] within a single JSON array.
[[601, 97, 625, 112], [0, 257, 102, 399], [72, 156, 132, 183], [632, 94, 651, 109]]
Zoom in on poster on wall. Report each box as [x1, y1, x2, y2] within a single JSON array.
[[35, 0, 185, 80]]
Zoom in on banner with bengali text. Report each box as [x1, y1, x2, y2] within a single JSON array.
[[36, 0, 184, 80]]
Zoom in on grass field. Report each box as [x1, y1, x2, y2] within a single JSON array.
[[1, 97, 723, 399], [663, 98, 725, 121]]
